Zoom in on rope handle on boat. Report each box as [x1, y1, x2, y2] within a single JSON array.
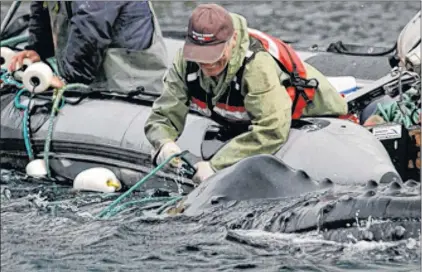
[[96, 150, 194, 219]]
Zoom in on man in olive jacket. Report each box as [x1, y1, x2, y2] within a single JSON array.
[[144, 4, 347, 183]]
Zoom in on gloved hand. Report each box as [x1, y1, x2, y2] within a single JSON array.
[[153, 141, 182, 168], [192, 161, 215, 184]]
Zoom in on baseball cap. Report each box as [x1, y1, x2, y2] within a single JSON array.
[[183, 4, 234, 64]]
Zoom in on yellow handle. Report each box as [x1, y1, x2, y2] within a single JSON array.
[[170, 157, 181, 167], [106, 179, 121, 191]]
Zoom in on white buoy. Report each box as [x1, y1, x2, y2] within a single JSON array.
[[0, 47, 16, 70], [22, 62, 53, 93], [13, 58, 33, 81], [25, 159, 47, 178], [73, 167, 122, 193]]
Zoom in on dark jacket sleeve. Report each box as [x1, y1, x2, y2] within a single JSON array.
[[25, 1, 55, 60], [59, 1, 121, 84]]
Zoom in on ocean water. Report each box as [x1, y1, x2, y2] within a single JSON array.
[[1, 1, 421, 272]]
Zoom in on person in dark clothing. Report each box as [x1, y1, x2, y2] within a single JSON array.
[[8, 1, 168, 93]]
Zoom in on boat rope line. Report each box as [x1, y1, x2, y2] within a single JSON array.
[[97, 150, 196, 219], [2, 69, 194, 218], [43, 83, 90, 178], [12, 87, 67, 162], [2, 69, 93, 176], [13, 88, 36, 160]]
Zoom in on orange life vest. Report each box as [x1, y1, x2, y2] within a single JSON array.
[[249, 28, 358, 124], [248, 28, 318, 119]]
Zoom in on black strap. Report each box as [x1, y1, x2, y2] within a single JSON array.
[[186, 62, 237, 128], [185, 55, 256, 133], [276, 41, 319, 113], [65, 2, 73, 19], [184, 36, 271, 133], [283, 75, 319, 112], [23, 85, 157, 118], [26, 95, 35, 144]]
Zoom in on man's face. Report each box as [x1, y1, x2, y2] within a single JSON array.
[[198, 33, 237, 77]]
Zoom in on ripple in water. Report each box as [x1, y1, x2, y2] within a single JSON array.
[[1, 168, 420, 272]]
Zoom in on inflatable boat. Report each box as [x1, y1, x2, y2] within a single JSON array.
[[0, 38, 408, 180]]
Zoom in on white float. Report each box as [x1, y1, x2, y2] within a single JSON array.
[[73, 167, 122, 193], [0, 47, 16, 70], [22, 62, 53, 93], [25, 159, 47, 178]]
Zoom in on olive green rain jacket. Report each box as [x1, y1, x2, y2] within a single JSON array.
[[144, 13, 348, 171]]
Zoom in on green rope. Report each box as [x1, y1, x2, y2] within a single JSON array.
[[97, 151, 190, 219], [7, 74, 65, 161], [45, 57, 59, 75], [0, 34, 28, 48], [3, 64, 190, 217], [374, 87, 420, 128], [102, 196, 182, 218], [1, 69, 24, 86], [43, 83, 90, 178], [156, 195, 184, 215], [14, 89, 35, 160]]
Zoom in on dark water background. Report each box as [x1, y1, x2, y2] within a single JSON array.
[[1, 1, 421, 272], [153, 1, 420, 49]]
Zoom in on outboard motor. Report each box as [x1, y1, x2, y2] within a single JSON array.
[[391, 11, 421, 74]]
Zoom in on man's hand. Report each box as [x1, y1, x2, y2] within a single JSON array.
[[50, 76, 65, 89], [153, 141, 182, 168], [8, 50, 41, 72], [192, 161, 215, 184]]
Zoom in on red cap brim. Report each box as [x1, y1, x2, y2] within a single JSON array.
[[183, 40, 226, 64]]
